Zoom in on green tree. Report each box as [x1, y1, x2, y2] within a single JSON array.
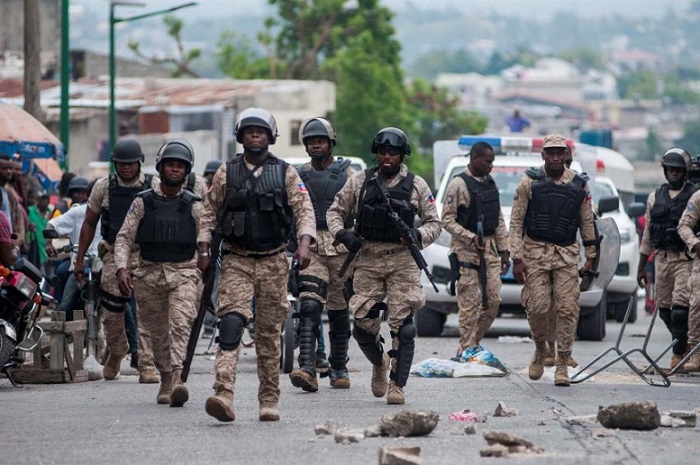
[[409, 48, 482, 80], [676, 118, 700, 152], [558, 48, 604, 71], [617, 69, 659, 100], [128, 15, 201, 78], [216, 32, 274, 79], [330, 31, 409, 163]]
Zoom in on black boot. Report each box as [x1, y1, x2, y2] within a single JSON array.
[[328, 310, 351, 389], [289, 299, 321, 392]]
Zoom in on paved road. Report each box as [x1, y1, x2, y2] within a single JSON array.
[[2, 303, 699, 465]]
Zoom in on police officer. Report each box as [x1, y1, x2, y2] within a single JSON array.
[[203, 160, 223, 190], [199, 107, 316, 422], [114, 139, 203, 406], [639, 147, 697, 372], [509, 134, 597, 387], [289, 117, 355, 392], [75, 139, 157, 382], [677, 168, 700, 373], [441, 141, 510, 355], [327, 127, 441, 405]]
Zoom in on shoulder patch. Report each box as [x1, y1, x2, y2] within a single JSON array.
[[298, 182, 308, 193], [427, 194, 435, 204], [446, 194, 454, 205]]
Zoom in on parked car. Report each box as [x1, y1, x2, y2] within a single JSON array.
[[417, 135, 643, 341]]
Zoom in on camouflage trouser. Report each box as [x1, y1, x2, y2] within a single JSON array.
[[522, 262, 580, 354], [132, 266, 198, 373], [99, 251, 129, 359], [686, 260, 700, 346], [521, 286, 557, 345], [654, 251, 692, 309], [299, 249, 349, 311], [456, 250, 502, 349], [350, 248, 424, 380], [213, 251, 289, 406]]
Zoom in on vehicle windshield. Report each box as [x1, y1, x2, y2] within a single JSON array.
[[444, 166, 525, 207], [590, 180, 616, 209]]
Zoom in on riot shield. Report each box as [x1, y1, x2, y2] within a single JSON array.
[[580, 216, 621, 292]]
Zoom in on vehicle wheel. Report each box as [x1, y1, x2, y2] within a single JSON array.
[[577, 298, 606, 341], [613, 295, 637, 323], [281, 314, 295, 374], [415, 305, 446, 337], [0, 332, 15, 369]]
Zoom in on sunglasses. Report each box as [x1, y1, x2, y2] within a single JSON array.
[[378, 147, 402, 156]]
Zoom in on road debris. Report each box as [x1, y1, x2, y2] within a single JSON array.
[[597, 401, 660, 430], [481, 431, 543, 456], [334, 428, 365, 444], [660, 411, 697, 428], [379, 446, 422, 465], [448, 409, 487, 422], [493, 401, 518, 417], [379, 410, 440, 438]]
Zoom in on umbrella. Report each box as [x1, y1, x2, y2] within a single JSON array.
[[0, 102, 65, 191]]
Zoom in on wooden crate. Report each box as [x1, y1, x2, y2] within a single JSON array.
[[11, 310, 89, 384]]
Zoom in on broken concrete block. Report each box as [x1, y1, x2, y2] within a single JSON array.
[[597, 401, 660, 430], [378, 446, 422, 465], [483, 431, 534, 448], [479, 444, 509, 457], [315, 421, 337, 436], [379, 410, 439, 438], [493, 401, 518, 417], [334, 428, 365, 444], [660, 411, 696, 428], [566, 415, 599, 426], [365, 424, 382, 438], [464, 424, 478, 435]]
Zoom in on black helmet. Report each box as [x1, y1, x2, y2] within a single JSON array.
[[661, 147, 691, 172], [155, 139, 194, 175], [67, 176, 89, 194], [203, 159, 223, 175], [370, 127, 411, 156], [234, 107, 278, 144], [111, 139, 144, 163], [299, 117, 336, 146]]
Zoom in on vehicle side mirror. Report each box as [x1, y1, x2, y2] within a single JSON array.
[[42, 229, 59, 239], [597, 195, 619, 215], [626, 202, 646, 218]]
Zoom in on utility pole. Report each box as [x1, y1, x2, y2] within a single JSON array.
[[24, 0, 42, 119]]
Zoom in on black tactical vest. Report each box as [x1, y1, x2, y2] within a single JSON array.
[[455, 172, 500, 235], [221, 154, 293, 252], [135, 189, 200, 262], [101, 173, 152, 244], [297, 158, 351, 230], [356, 168, 416, 242], [649, 183, 699, 251], [524, 168, 588, 246]]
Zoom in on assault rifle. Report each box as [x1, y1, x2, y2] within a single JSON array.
[[370, 177, 439, 293], [181, 228, 223, 382], [476, 213, 488, 308]]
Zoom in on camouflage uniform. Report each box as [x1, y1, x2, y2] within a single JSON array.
[[441, 167, 509, 351], [114, 183, 203, 399], [327, 165, 441, 400], [87, 173, 156, 375], [509, 166, 596, 370], [641, 187, 693, 365], [199, 157, 316, 418], [671, 189, 700, 370]]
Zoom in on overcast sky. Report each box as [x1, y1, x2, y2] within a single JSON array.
[[106, 0, 690, 20]]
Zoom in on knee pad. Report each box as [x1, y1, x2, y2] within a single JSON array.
[[658, 307, 672, 330], [298, 275, 328, 300], [390, 316, 416, 387], [352, 323, 376, 345], [217, 313, 245, 351], [671, 306, 689, 328], [299, 298, 323, 319], [397, 316, 417, 343], [329, 309, 350, 334], [671, 306, 689, 352]]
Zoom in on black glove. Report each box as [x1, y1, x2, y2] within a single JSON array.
[[336, 229, 362, 253], [409, 228, 422, 245]]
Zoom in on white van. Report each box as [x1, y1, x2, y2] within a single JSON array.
[[419, 135, 643, 340]]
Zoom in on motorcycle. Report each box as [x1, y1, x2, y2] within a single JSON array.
[[0, 257, 53, 387]]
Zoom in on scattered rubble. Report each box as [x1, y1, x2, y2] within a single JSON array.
[[493, 402, 518, 417], [597, 401, 660, 430], [448, 409, 487, 422], [464, 424, 478, 435], [364, 424, 382, 438], [334, 428, 365, 444], [314, 421, 338, 436], [660, 411, 697, 428], [482, 431, 544, 455], [379, 446, 422, 465], [379, 410, 440, 438]]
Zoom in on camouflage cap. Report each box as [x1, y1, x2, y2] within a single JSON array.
[[542, 134, 568, 149]]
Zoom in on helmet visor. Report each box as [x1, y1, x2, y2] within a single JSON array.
[[373, 131, 405, 148]]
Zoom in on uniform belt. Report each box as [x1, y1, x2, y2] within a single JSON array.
[[222, 249, 283, 259], [362, 246, 405, 257]]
